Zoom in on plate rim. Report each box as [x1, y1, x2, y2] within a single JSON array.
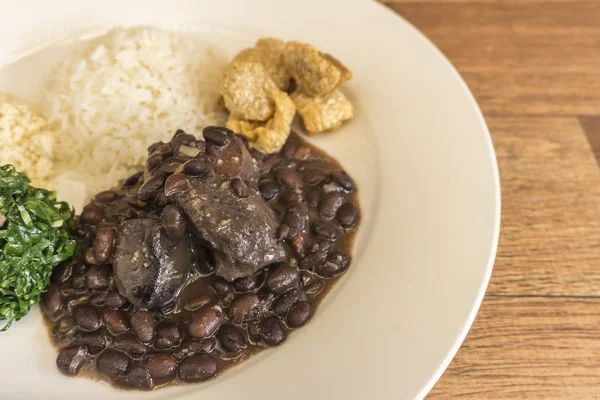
[[374, 3, 501, 396]]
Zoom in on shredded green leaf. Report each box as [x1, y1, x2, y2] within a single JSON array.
[[0, 165, 76, 330]]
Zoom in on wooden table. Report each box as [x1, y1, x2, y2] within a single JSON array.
[[382, 1, 600, 398]]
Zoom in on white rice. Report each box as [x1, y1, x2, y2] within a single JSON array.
[[43, 26, 227, 210]]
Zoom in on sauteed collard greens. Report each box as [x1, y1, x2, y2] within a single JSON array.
[[0, 165, 75, 330]]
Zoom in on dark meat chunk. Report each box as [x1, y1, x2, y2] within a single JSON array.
[[175, 177, 285, 282], [204, 127, 259, 186], [112, 219, 193, 309]]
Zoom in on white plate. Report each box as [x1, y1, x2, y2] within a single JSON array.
[[0, 0, 500, 399]]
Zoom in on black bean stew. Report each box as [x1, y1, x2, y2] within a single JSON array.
[[42, 127, 360, 390]]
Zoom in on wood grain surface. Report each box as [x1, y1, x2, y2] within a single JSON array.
[[381, 1, 600, 398]]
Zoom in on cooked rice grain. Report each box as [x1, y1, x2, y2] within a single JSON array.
[[43, 26, 227, 207]]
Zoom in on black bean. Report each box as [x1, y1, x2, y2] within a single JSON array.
[[290, 233, 307, 256], [218, 324, 247, 353], [318, 191, 345, 219], [152, 142, 174, 157], [154, 323, 182, 349], [76, 223, 95, 238], [115, 365, 153, 390], [203, 126, 229, 146], [312, 221, 339, 240], [164, 173, 190, 197], [259, 182, 279, 201], [188, 304, 224, 340], [310, 240, 334, 254], [260, 316, 286, 347], [281, 137, 299, 158], [123, 171, 144, 187], [195, 246, 216, 276], [184, 294, 214, 311], [74, 330, 108, 355], [146, 153, 163, 172], [277, 169, 303, 188], [130, 310, 156, 343], [103, 308, 129, 335], [287, 301, 312, 328], [56, 345, 88, 376], [247, 320, 262, 343], [178, 354, 218, 382], [330, 172, 354, 191], [42, 285, 64, 320], [52, 317, 77, 341], [66, 296, 88, 313], [74, 261, 93, 280], [285, 203, 309, 239], [337, 203, 358, 228], [172, 129, 196, 148], [183, 159, 210, 177], [276, 224, 290, 242], [159, 303, 177, 317], [303, 275, 325, 296], [231, 177, 248, 198], [146, 353, 178, 382], [81, 204, 104, 225], [258, 155, 279, 175], [173, 338, 216, 361], [92, 240, 115, 270], [266, 265, 300, 294], [63, 269, 89, 294], [280, 189, 304, 205], [83, 247, 97, 266], [228, 294, 260, 324], [147, 141, 165, 155], [96, 349, 132, 379], [233, 271, 264, 293], [316, 252, 351, 278], [105, 291, 127, 309], [86, 265, 110, 290], [88, 293, 107, 307], [190, 140, 206, 158], [137, 175, 165, 201], [95, 190, 117, 203], [160, 157, 184, 174], [304, 170, 327, 186], [300, 271, 312, 286], [113, 334, 147, 358], [52, 262, 73, 283], [161, 204, 186, 241], [307, 189, 321, 207], [114, 203, 138, 220], [221, 294, 235, 309], [273, 289, 303, 317], [211, 278, 231, 296], [73, 306, 102, 331], [299, 251, 328, 271]]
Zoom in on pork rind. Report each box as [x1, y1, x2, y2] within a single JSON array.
[[291, 89, 354, 135], [233, 38, 290, 91], [226, 116, 260, 141], [227, 90, 296, 153], [284, 41, 352, 97], [222, 61, 278, 121]]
